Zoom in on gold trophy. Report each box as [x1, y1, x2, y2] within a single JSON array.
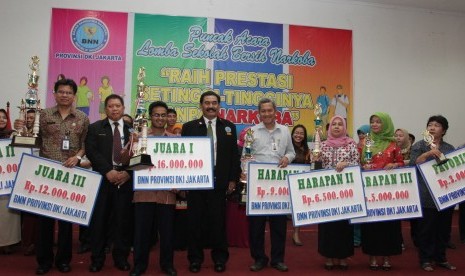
[[239, 128, 255, 205], [127, 67, 153, 170], [312, 103, 323, 158], [422, 129, 449, 165], [364, 133, 374, 169], [11, 56, 41, 148]]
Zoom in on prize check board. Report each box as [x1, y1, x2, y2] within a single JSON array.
[[288, 166, 367, 226], [418, 147, 465, 210], [247, 162, 310, 216], [0, 139, 32, 195], [134, 137, 214, 190], [351, 166, 422, 224], [8, 154, 102, 226]]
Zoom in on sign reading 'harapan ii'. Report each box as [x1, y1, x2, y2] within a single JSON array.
[[133, 137, 214, 190], [8, 154, 102, 226], [288, 166, 366, 226], [0, 139, 32, 196], [247, 162, 310, 216]]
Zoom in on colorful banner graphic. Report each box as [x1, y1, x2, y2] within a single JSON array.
[[133, 136, 214, 190], [418, 147, 465, 210], [0, 139, 32, 195], [288, 166, 366, 226], [351, 167, 422, 223], [48, 9, 352, 136], [47, 8, 128, 122], [246, 162, 310, 216], [8, 154, 102, 226]]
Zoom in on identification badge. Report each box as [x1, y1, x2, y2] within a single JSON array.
[[62, 131, 70, 150], [271, 142, 278, 152]]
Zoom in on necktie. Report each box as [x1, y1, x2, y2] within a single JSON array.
[[113, 122, 122, 164], [207, 120, 213, 137]]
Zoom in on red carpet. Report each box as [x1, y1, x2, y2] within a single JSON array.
[[0, 211, 463, 275]]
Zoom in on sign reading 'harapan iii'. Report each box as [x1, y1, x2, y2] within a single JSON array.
[[288, 166, 366, 226], [418, 147, 465, 210], [351, 166, 422, 224], [8, 154, 102, 226], [133, 137, 214, 190], [247, 162, 310, 216]]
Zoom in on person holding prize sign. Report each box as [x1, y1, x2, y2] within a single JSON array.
[[360, 112, 404, 271], [409, 115, 456, 272], [312, 115, 360, 270]]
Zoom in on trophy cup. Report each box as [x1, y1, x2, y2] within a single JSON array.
[[127, 67, 154, 170], [11, 56, 41, 148], [364, 133, 374, 169], [422, 129, 449, 165], [312, 103, 323, 157], [239, 128, 255, 205]]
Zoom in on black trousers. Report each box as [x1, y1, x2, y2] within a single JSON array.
[[248, 215, 287, 265], [187, 189, 229, 264], [36, 217, 72, 267], [133, 202, 175, 272], [459, 202, 465, 241], [416, 207, 453, 264], [89, 182, 133, 265]]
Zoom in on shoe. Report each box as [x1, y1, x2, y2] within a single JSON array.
[[292, 236, 303, 246], [1, 245, 13, 255], [77, 244, 91, 254], [250, 262, 266, 272], [437, 262, 456, 270], [369, 263, 379, 270], [421, 262, 434, 272], [114, 261, 131, 271], [271, 262, 288, 272], [56, 264, 71, 273], [447, 242, 456, 249], [35, 266, 51, 275], [189, 262, 201, 273], [24, 244, 35, 256], [161, 267, 177, 276], [88, 263, 103, 272], [338, 264, 349, 270], [324, 263, 334, 270], [214, 263, 226, 272], [382, 262, 391, 271]]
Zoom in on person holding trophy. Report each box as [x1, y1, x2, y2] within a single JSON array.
[[247, 98, 295, 273], [360, 112, 404, 271], [410, 115, 456, 272], [314, 115, 359, 270]]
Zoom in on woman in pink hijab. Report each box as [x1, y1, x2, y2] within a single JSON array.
[[316, 115, 360, 270]]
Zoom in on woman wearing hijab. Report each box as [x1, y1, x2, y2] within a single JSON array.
[[0, 108, 21, 254], [360, 112, 404, 270], [316, 116, 359, 270]]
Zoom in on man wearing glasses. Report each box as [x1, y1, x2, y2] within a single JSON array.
[[15, 78, 89, 274]]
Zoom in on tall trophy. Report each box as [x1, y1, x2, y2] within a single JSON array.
[[311, 103, 323, 169], [239, 128, 255, 205], [127, 67, 154, 170], [422, 129, 449, 165], [364, 133, 374, 169], [11, 56, 41, 148]]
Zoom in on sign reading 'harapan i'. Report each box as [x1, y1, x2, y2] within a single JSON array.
[[418, 147, 465, 210], [0, 139, 32, 195], [288, 166, 366, 226], [247, 162, 310, 216], [351, 166, 422, 224], [8, 154, 102, 226], [134, 137, 214, 190]]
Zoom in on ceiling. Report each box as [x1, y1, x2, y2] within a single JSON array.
[[348, 0, 465, 14]]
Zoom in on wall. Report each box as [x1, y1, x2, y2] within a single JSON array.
[[1, 0, 464, 146]]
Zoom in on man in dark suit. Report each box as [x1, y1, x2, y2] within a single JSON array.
[[181, 91, 240, 273], [85, 94, 133, 273]]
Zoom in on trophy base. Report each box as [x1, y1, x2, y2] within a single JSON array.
[[10, 135, 40, 148], [127, 154, 153, 170], [239, 194, 247, 205], [436, 156, 450, 166]]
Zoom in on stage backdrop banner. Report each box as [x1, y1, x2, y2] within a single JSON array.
[[288, 166, 366, 227], [0, 139, 32, 195], [8, 154, 102, 226], [351, 166, 422, 224], [417, 147, 465, 210], [47, 8, 353, 135], [246, 162, 310, 216], [133, 136, 214, 190], [47, 8, 128, 122]]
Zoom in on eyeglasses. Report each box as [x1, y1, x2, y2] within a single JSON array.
[[55, 90, 74, 95], [151, 113, 167, 118]]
